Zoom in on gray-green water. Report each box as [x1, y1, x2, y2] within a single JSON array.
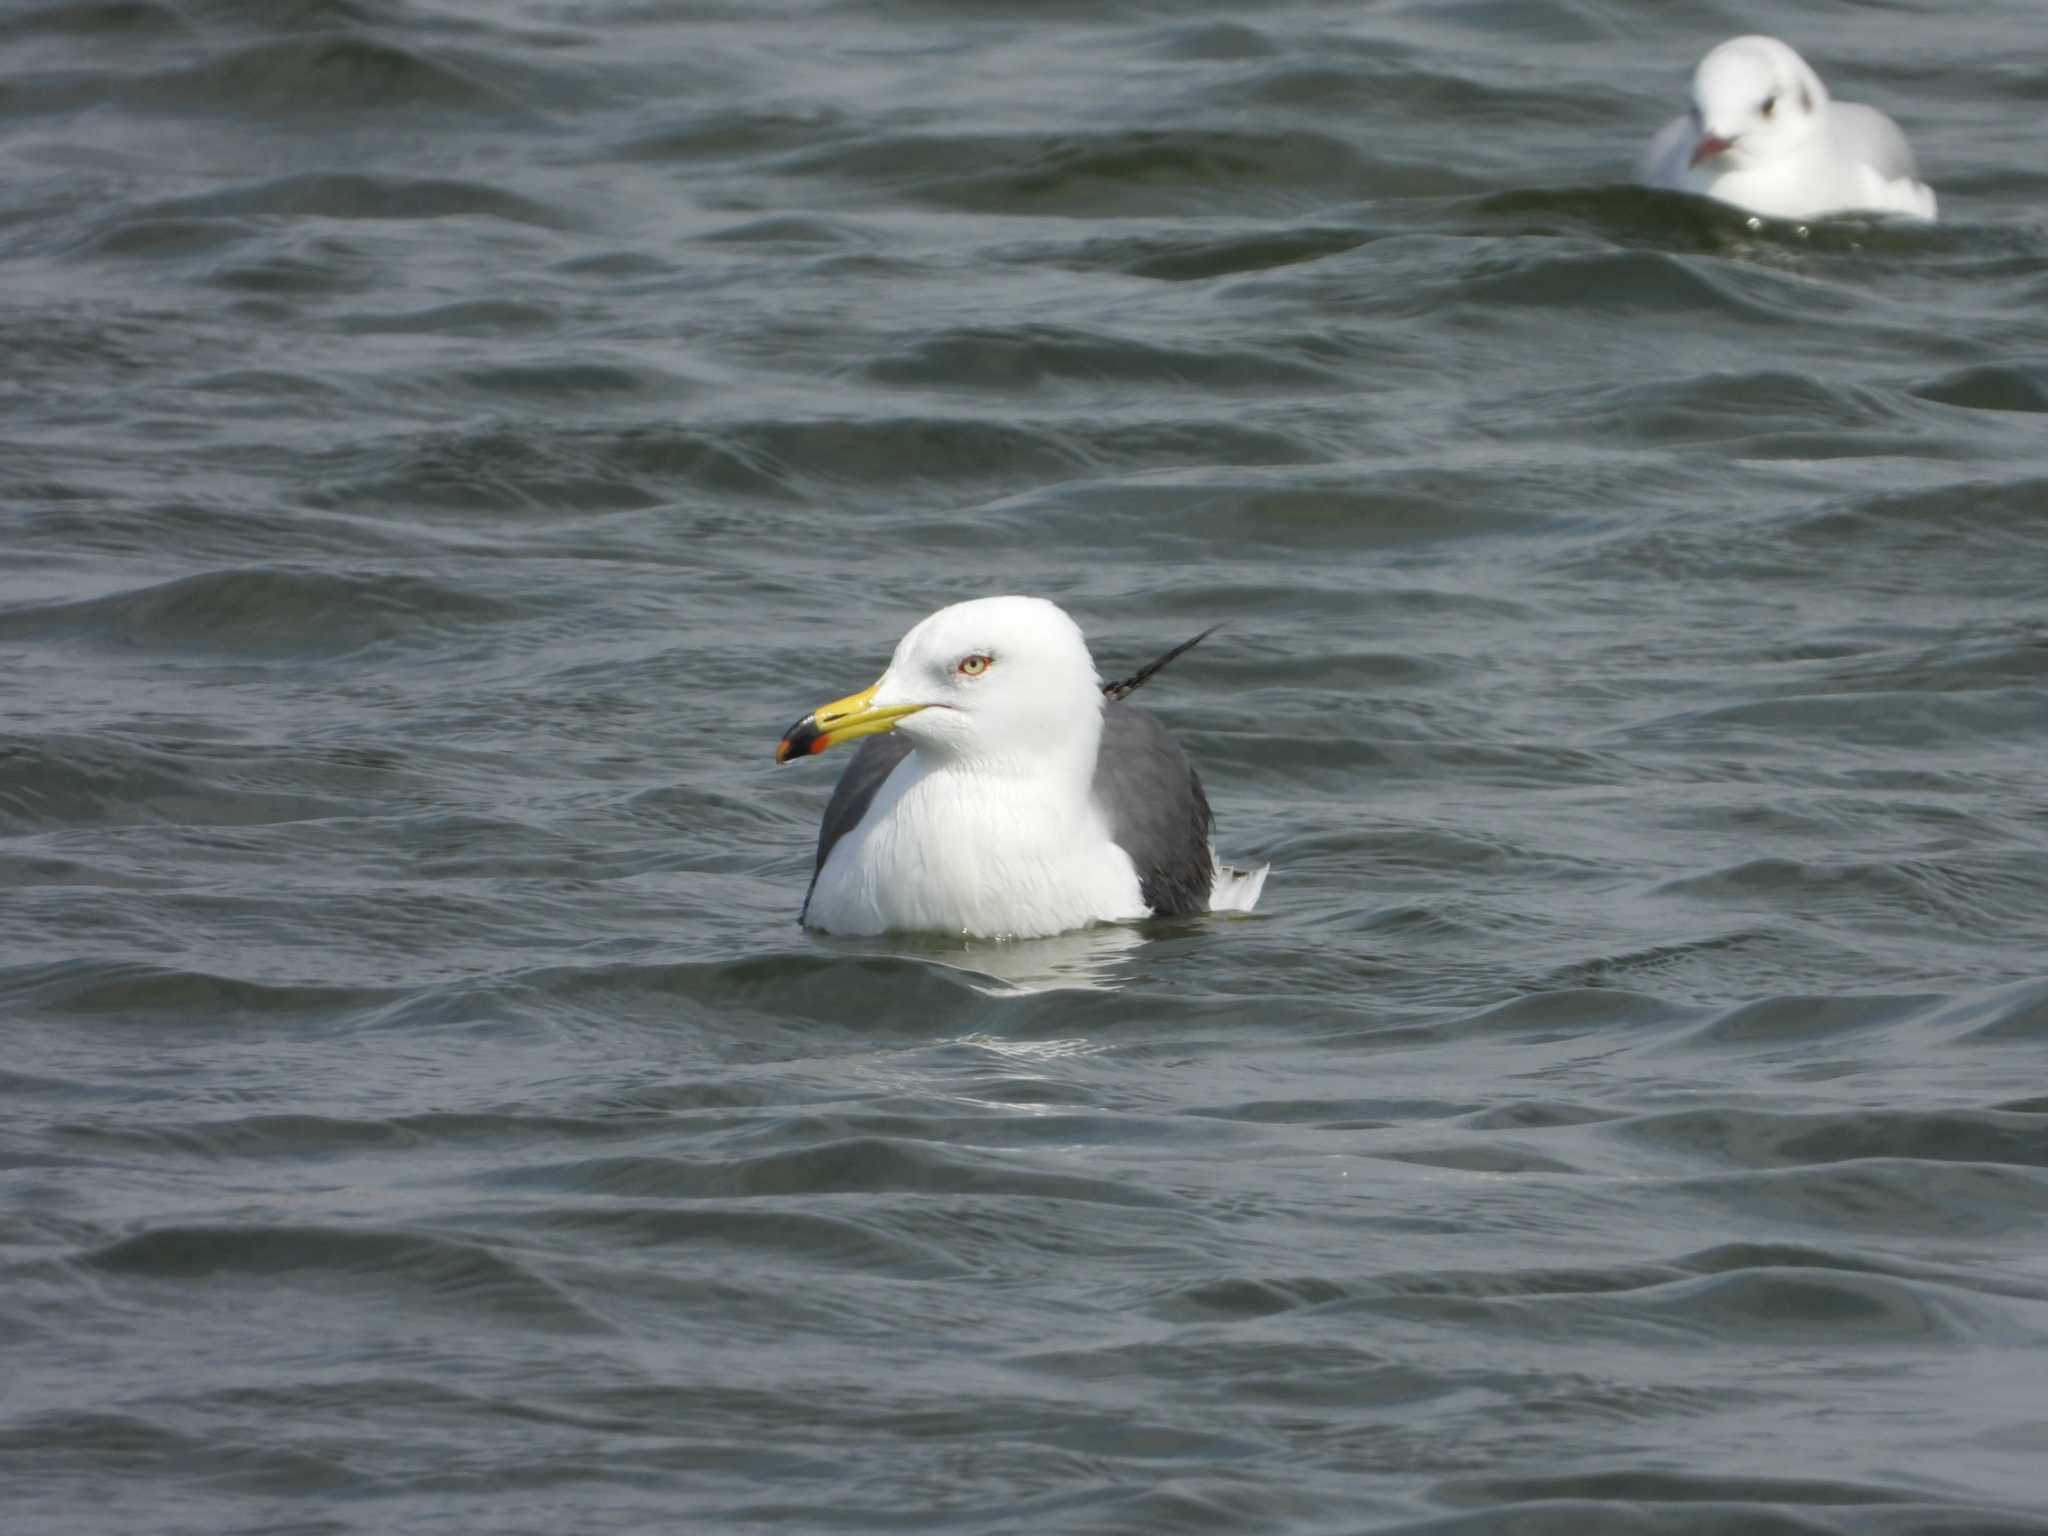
[[4, 2, 2048, 1533]]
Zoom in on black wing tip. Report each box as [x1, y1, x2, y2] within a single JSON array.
[[1101, 621, 1225, 701]]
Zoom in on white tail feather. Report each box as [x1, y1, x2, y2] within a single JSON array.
[[1208, 861, 1269, 914]]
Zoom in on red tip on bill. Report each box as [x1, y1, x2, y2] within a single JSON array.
[[1689, 133, 1735, 168]]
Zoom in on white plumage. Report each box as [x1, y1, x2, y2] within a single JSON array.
[[803, 730, 1147, 938], [1640, 36, 1935, 221], [777, 596, 1268, 940]]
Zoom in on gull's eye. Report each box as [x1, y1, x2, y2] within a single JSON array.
[[956, 653, 991, 677], [1759, 92, 1777, 120]]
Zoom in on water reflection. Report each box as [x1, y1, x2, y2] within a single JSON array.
[[864, 923, 1150, 996]]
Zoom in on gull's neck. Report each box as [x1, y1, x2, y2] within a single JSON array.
[[914, 702, 1105, 787]]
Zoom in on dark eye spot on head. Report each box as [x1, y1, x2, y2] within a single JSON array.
[[1759, 92, 1777, 120], [1798, 83, 1813, 113]]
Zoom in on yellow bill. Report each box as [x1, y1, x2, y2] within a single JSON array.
[[775, 680, 928, 763]]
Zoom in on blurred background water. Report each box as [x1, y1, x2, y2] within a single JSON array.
[[3, 1, 2047, 1532]]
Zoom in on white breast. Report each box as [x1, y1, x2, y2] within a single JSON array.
[[803, 752, 1149, 939]]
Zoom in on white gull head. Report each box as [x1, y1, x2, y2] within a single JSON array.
[[1688, 36, 1829, 173], [869, 595, 1103, 769]]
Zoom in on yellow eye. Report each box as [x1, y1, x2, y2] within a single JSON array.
[[957, 654, 991, 677]]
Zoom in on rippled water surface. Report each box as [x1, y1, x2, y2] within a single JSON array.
[[5, 1, 2048, 1532]]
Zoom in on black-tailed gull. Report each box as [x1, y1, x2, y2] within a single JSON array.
[[775, 595, 1268, 938], [1639, 35, 1935, 220]]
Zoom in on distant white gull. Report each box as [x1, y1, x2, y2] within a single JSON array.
[[1639, 35, 1935, 221], [775, 595, 1268, 939]]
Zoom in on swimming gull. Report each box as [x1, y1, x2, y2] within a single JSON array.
[[1639, 35, 1935, 221], [775, 595, 1269, 938]]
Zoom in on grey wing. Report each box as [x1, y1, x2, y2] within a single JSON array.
[[1638, 112, 1694, 187], [1092, 700, 1215, 917], [799, 732, 913, 922], [1831, 102, 1922, 183]]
